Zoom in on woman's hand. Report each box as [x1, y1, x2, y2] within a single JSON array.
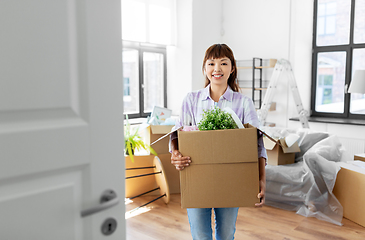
[[255, 179, 266, 207], [171, 150, 191, 171], [255, 157, 266, 207]]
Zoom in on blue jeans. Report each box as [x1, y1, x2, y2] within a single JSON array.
[[187, 207, 239, 240]]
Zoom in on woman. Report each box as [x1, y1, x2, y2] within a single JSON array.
[[170, 43, 267, 240]]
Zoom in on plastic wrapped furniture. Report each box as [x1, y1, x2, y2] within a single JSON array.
[[264, 129, 352, 226]]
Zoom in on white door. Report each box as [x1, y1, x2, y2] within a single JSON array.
[[0, 1, 125, 239]]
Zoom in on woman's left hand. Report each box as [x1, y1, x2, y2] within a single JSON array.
[[255, 180, 265, 207], [255, 157, 266, 207]]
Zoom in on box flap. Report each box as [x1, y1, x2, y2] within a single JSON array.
[[263, 136, 278, 150], [150, 127, 182, 146], [279, 138, 301, 153], [178, 126, 258, 165], [150, 125, 174, 134]]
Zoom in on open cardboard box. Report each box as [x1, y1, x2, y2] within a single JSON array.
[[153, 124, 261, 208], [354, 153, 365, 162], [333, 161, 365, 227], [263, 136, 300, 166], [145, 125, 174, 154]]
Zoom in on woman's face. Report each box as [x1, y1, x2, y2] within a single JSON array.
[[204, 57, 233, 87]]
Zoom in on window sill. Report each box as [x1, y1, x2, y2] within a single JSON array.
[[124, 117, 147, 125], [289, 117, 365, 126]]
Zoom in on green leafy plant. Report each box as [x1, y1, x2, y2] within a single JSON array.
[[124, 117, 157, 162], [198, 107, 238, 131]]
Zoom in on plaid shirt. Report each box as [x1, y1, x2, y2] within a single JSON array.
[[171, 84, 267, 159]]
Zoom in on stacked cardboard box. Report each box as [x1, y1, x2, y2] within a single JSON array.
[[125, 124, 178, 199], [177, 124, 260, 208], [146, 125, 180, 194]]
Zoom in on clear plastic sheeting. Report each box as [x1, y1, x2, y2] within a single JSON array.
[[263, 128, 352, 226]]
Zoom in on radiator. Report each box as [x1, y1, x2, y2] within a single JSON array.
[[338, 137, 365, 158]]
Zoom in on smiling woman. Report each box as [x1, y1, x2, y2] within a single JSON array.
[[202, 44, 239, 93], [169, 43, 267, 240], [204, 58, 233, 93]]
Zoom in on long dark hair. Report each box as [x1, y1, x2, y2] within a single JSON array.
[[202, 43, 239, 92]]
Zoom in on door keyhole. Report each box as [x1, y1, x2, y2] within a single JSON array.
[[101, 218, 117, 236]]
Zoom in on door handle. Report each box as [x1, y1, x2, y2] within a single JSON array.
[[81, 190, 119, 217]]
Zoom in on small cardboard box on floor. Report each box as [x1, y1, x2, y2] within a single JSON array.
[[333, 161, 365, 227], [263, 136, 300, 166], [177, 123, 260, 208], [125, 155, 157, 198]]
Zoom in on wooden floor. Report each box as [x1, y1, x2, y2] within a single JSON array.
[[126, 194, 365, 240]]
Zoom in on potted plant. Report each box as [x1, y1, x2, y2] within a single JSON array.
[[124, 117, 157, 162], [198, 107, 238, 130]]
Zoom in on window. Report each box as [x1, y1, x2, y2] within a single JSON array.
[[121, 0, 174, 118], [311, 0, 365, 119], [122, 43, 167, 118]]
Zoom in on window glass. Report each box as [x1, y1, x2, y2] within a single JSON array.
[[143, 52, 164, 113], [354, 0, 365, 43], [315, 52, 346, 113], [122, 49, 140, 114], [350, 48, 365, 114], [316, 0, 351, 46]]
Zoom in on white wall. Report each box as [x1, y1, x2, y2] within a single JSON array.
[[167, 0, 221, 115], [287, 0, 313, 128], [191, 0, 222, 91], [222, 0, 291, 60], [167, 0, 193, 115], [222, 0, 293, 128]]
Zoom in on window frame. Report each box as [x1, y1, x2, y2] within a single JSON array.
[[123, 41, 167, 119], [311, 0, 365, 119]]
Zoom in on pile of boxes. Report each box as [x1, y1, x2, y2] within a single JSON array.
[[125, 124, 178, 199], [126, 119, 305, 208]]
